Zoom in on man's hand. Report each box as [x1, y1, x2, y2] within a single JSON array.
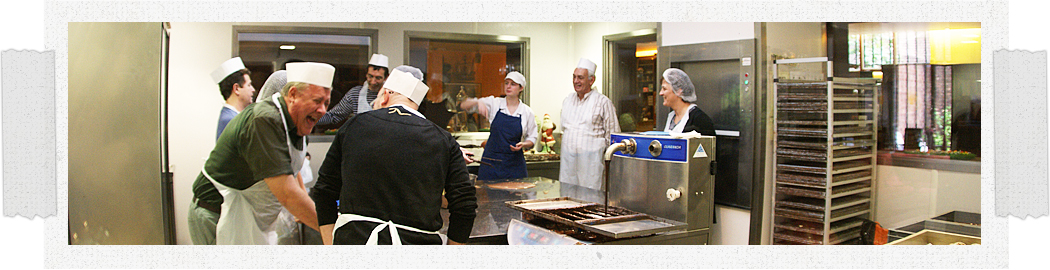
[[265, 174, 319, 232], [461, 148, 475, 164], [320, 224, 334, 245]]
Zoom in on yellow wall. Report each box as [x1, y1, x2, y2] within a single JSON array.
[[929, 28, 981, 64]]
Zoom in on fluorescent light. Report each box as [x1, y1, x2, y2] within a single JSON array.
[[635, 49, 657, 58], [496, 35, 521, 42], [279, 45, 295, 50]]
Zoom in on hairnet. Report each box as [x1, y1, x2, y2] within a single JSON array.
[[662, 68, 696, 102], [256, 70, 287, 103], [393, 65, 424, 81]]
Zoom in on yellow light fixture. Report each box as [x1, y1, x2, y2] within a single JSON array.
[[873, 71, 883, 79], [279, 45, 295, 50], [635, 49, 657, 58]]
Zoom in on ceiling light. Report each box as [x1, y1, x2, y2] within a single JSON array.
[[279, 45, 295, 50]]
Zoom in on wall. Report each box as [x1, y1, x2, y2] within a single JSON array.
[[661, 22, 754, 46], [874, 165, 981, 229], [167, 22, 656, 244]]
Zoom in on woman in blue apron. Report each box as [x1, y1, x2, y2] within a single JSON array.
[[459, 71, 539, 180]]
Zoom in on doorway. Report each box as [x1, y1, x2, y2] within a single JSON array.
[[604, 29, 658, 132]]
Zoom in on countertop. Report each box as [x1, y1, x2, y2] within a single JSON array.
[[438, 176, 606, 243]]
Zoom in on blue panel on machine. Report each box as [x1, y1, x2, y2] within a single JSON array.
[[610, 133, 689, 162]]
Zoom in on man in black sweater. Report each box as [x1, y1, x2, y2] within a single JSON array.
[[310, 68, 477, 245]]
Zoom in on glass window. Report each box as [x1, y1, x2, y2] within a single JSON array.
[[233, 26, 378, 133], [405, 32, 528, 132]]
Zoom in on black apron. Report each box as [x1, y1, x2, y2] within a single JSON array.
[[477, 111, 528, 180]]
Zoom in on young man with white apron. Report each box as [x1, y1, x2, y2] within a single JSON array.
[[189, 62, 335, 245], [460, 72, 538, 181], [316, 54, 389, 128], [311, 69, 478, 245]]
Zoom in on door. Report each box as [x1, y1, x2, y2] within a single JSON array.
[[69, 22, 171, 244]]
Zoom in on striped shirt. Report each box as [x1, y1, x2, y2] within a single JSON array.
[[318, 84, 379, 126], [559, 88, 620, 189]]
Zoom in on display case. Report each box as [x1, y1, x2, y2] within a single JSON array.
[[771, 57, 879, 245]]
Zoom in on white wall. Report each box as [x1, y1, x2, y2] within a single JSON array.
[[661, 22, 755, 46], [710, 206, 751, 245], [167, 22, 657, 244], [167, 22, 236, 245], [875, 165, 981, 229]]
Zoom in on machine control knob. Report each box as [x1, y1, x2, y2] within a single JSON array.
[[666, 188, 682, 201], [649, 140, 662, 157]]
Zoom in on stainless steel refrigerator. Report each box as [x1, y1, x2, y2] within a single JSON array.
[[68, 22, 174, 244]]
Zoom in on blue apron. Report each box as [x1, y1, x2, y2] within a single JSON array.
[[477, 111, 528, 180]]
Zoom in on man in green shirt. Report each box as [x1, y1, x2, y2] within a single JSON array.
[[188, 62, 334, 245]]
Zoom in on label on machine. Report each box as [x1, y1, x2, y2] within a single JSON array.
[[611, 134, 689, 163], [692, 143, 708, 158]]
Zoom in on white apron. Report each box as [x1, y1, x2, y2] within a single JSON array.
[[664, 104, 697, 133], [357, 84, 373, 113], [204, 94, 306, 245], [558, 92, 609, 190], [332, 213, 447, 245]]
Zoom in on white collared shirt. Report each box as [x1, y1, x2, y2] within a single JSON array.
[[664, 104, 697, 133], [223, 103, 241, 114]]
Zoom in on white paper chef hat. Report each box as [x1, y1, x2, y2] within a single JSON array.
[[505, 71, 526, 87], [382, 69, 429, 105], [210, 57, 246, 84], [576, 58, 597, 77], [286, 62, 336, 89], [368, 54, 389, 68]]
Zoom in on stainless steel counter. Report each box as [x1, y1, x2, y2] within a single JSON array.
[[439, 176, 605, 244]]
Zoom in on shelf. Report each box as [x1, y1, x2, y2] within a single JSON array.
[[772, 59, 877, 245]]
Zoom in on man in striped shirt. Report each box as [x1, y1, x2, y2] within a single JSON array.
[[559, 58, 620, 191], [317, 54, 389, 128]]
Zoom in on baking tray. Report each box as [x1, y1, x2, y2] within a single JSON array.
[[887, 229, 981, 245], [505, 197, 687, 239], [777, 160, 871, 175], [773, 225, 862, 245]]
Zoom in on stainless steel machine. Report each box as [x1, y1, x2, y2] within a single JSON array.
[[506, 132, 717, 244]]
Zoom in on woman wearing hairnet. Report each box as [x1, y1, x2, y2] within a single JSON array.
[[660, 68, 716, 135]]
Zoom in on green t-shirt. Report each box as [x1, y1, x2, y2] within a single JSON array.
[[191, 96, 304, 207]]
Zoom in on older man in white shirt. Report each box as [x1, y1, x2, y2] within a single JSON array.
[[559, 58, 620, 190]]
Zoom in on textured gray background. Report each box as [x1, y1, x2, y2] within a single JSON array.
[[2, 50, 56, 219], [994, 50, 1048, 219], [0, 0, 1017, 268]]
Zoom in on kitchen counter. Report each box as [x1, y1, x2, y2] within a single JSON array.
[[438, 176, 606, 244]]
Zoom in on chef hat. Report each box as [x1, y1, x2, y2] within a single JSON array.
[[368, 54, 389, 68], [382, 69, 429, 105], [576, 58, 597, 77], [662, 68, 697, 102], [505, 71, 526, 87], [286, 62, 336, 89], [255, 70, 287, 103], [393, 65, 424, 80], [210, 57, 246, 84]]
